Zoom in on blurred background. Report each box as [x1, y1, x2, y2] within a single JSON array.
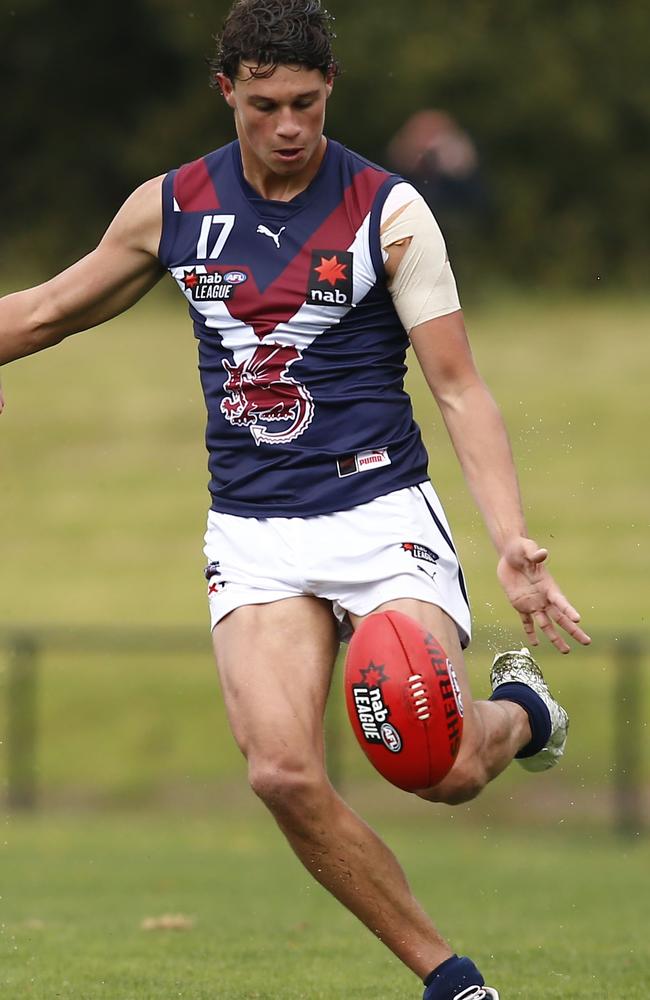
[[0, 3, 649, 996], [2, 0, 650, 286]]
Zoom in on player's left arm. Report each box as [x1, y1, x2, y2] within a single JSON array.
[[0, 174, 165, 413], [383, 201, 590, 652]]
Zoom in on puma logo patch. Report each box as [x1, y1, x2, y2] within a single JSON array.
[[256, 224, 286, 249]]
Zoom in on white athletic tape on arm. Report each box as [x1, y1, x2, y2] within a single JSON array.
[[382, 181, 422, 219], [381, 197, 461, 333]]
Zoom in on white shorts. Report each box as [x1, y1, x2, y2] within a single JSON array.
[[203, 482, 471, 647]]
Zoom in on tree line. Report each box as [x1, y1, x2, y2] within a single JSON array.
[[1, 0, 648, 288]]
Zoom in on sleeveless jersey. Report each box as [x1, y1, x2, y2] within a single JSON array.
[[158, 139, 430, 517]]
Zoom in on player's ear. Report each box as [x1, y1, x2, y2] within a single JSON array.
[[324, 70, 335, 100], [216, 72, 236, 108]]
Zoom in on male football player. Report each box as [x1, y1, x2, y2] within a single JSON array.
[[0, 2, 591, 997]]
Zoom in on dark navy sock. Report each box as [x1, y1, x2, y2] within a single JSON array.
[[490, 680, 551, 758], [423, 954, 485, 999]]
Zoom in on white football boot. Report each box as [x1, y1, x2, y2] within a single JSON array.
[[490, 647, 569, 773], [453, 987, 500, 999]]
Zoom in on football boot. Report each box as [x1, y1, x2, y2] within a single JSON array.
[[454, 989, 499, 1000], [490, 646, 569, 772]]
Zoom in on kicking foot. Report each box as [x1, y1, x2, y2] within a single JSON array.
[[490, 647, 569, 773]]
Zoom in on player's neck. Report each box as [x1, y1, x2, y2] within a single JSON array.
[[239, 136, 328, 202]]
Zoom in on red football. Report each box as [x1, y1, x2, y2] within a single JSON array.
[[344, 610, 464, 792]]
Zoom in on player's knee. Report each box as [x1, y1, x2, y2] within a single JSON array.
[[248, 756, 326, 819]]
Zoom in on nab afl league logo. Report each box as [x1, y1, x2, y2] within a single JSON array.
[[181, 268, 248, 301], [307, 250, 353, 307]]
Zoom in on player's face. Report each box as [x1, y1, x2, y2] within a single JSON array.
[[217, 63, 333, 183]]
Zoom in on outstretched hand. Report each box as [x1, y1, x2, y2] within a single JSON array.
[[497, 537, 591, 654]]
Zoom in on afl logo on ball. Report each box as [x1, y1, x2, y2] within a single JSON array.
[[380, 723, 402, 753]]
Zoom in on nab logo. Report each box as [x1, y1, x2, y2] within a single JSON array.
[[307, 250, 353, 307]]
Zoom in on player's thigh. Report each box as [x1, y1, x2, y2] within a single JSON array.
[[348, 597, 481, 757], [212, 595, 340, 767]]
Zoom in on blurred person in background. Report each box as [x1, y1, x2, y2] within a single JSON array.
[[0, 1, 590, 998], [387, 110, 491, 277]]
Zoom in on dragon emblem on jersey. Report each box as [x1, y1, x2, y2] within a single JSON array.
[[220, 343, 314, 446]]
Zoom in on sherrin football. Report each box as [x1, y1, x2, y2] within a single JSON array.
[[344, 610, 464, 792]]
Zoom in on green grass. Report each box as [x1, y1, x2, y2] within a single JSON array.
[[1, 810, 648, 999], [1, 636, 647, 809], [1, 288, 649, 803], [406, 290, 650, 635], [1, 291, 649, 998], [1, 286, 648, 632], [0, 618, 646, 807]]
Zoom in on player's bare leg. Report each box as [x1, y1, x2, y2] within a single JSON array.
[[349, 598, 532, 804], [212, 596, 454, 978]]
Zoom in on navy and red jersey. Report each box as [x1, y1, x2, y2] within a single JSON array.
[[158, 138, 430, 517]]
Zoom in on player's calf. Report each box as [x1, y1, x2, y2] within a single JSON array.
[[418, 748, 489, 805]]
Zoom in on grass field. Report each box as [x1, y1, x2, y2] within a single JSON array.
[[1, 285, 648, 632], [1, 635, 642, 813], [1, 809, 649, 999], [1, 288, 649, 997], [1, 287, 648, 804]]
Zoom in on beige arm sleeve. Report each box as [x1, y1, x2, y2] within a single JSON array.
[[381, 197, 461, 333]]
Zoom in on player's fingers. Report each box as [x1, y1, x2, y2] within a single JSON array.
[[503, 538, 546, 573], [520, 613, 539, 646], [551, 608, 592, 646], [511, 540, 548, 572], [534, 610, 570, 654], [546, 589, 592, 645], [547, 590, 582, 623]]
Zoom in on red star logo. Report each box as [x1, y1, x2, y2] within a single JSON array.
[[359, 661, 389, 687], [314, 255, 347, 287], [401, 542, 415, 553], [182, 269, 199, 290]]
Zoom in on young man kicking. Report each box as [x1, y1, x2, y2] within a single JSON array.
[[0, 2, 590, 996]]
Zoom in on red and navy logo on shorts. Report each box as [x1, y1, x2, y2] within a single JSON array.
[[401, 542, 439, 565], [307, 250, 353, 307], [204, 560, 227, 594]]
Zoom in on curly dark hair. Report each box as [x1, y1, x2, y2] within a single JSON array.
[[210, 0, 339, 83]]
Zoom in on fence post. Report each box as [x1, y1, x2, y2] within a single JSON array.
[[6, 633, 39, 810], [614, 636, 644, 836]]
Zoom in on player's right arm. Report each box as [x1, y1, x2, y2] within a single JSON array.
[[0, 175, 165, 409], [381, 193, 590, 653]]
